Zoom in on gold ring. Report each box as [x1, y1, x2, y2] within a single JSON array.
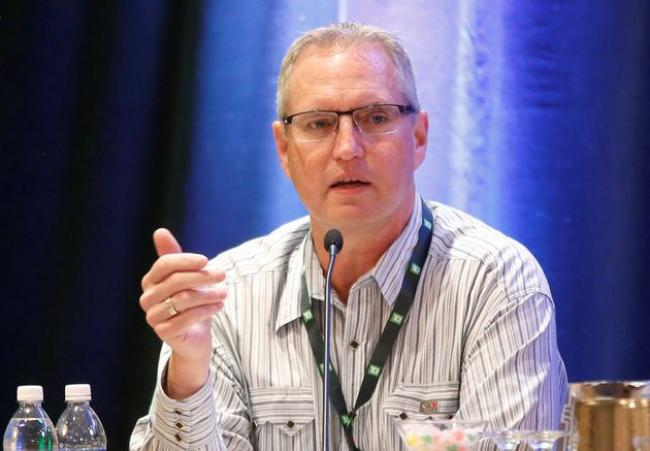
[[164, 297, 179, 317]]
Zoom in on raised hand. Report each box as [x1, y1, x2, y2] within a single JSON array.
[[139, 228, 227, 398]]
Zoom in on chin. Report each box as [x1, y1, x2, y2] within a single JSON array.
[[324, 206, 386, 229]]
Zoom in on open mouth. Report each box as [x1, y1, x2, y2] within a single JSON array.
[[331, 179, 370, 189]]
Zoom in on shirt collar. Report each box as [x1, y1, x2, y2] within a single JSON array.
[[274, 234, 310, 332], [274, 192, 423, 331], [372, 192, 422, 307]]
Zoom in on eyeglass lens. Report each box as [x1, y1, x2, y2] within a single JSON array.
[[290, 105, 404, 142]]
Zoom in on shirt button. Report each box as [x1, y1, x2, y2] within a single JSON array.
[[349, 340, 359, 349], [286, 420, 295, 429], [175, 433, 182, 442], [175, 422, 183, 429], [399, 412, 408, 420]]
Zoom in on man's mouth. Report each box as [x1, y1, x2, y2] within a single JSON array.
[[331, 179, 370, 189]]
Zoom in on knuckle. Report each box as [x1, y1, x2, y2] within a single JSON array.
[[156, 255, 173, 273], [139, 293, 150, 309], [165, 271, 182, 287], [153, 322, 168, 337], [174, 290, 190, 304], [140, 274, 149, 290], [168, 293, 185, 310]]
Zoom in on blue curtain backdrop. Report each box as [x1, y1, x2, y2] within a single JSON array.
[[1, 0, 648, 448], [184, 0, 650, 380]]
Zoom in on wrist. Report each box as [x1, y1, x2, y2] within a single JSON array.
[[164, 353, 210, 400]]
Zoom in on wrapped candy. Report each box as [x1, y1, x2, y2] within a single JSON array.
[[398, 419, 485, 451]]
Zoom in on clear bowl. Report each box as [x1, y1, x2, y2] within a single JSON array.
[[396, 419, 487, 451], [525, 430, 569, 450], [487, 430, 530, 450]]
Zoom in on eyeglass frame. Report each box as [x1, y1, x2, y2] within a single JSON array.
[[281, 103, 417, 141]]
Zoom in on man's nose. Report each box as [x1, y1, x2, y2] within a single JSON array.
[[331, 114, 364, 160]]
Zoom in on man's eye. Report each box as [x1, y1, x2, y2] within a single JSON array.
[[368, 114, 388, 124], [306, 118, 335, 130], [358, 108, 392, 126]]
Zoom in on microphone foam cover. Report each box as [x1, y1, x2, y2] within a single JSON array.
[[323, 229, 344, 252]]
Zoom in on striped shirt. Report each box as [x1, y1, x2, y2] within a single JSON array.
[[130, 194, 568, 450]]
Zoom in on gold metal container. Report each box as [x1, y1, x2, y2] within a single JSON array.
[[564, 381, 650, 450]]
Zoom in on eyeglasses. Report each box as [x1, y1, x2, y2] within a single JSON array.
[[282, 103, 416, 142]]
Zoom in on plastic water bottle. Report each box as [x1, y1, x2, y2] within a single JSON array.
[[3, 385, 58, 450], [55, 384, 106, 451]]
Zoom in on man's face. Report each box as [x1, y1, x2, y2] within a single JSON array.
[[272, 42, 428, 235]]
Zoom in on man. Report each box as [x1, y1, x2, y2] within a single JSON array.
[[131, 22, 567, 450]]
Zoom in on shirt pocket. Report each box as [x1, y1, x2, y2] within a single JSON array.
[[249, 386, 316, 449], [383, 381, 460, 422]]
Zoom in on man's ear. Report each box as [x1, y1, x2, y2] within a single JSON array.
[[413, 111, 428, 169], [272, 121, 291, 179]]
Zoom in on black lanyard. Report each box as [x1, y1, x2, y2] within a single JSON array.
[[300, 199, 434, 451]]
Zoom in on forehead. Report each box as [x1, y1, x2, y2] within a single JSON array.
[[285, 42, 402, 112]]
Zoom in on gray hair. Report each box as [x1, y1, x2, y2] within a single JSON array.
[[276, 22, 420, 118]]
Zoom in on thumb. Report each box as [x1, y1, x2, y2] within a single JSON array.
[[153, 228, 182, 256]]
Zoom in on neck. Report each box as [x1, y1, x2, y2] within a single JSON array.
[[313, 201, 415, 303]]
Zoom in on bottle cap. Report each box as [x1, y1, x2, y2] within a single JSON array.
[[65, 384, 92, 401], [17, 385, 43, 402]]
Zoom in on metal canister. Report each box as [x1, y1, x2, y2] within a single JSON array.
[[564, 381, 650, 450]]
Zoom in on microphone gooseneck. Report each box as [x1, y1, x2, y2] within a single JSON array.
[[322, 228, 343, 451]]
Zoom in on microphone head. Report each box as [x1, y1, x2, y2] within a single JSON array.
[[323, 229, 344, 253]]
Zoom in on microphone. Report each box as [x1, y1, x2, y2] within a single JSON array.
[[324, 229, 344, 256], [322, 229, 343, 451]]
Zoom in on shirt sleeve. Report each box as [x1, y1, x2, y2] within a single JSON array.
[[456, 290, 568, 433], [130, 315, 256, 450]]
